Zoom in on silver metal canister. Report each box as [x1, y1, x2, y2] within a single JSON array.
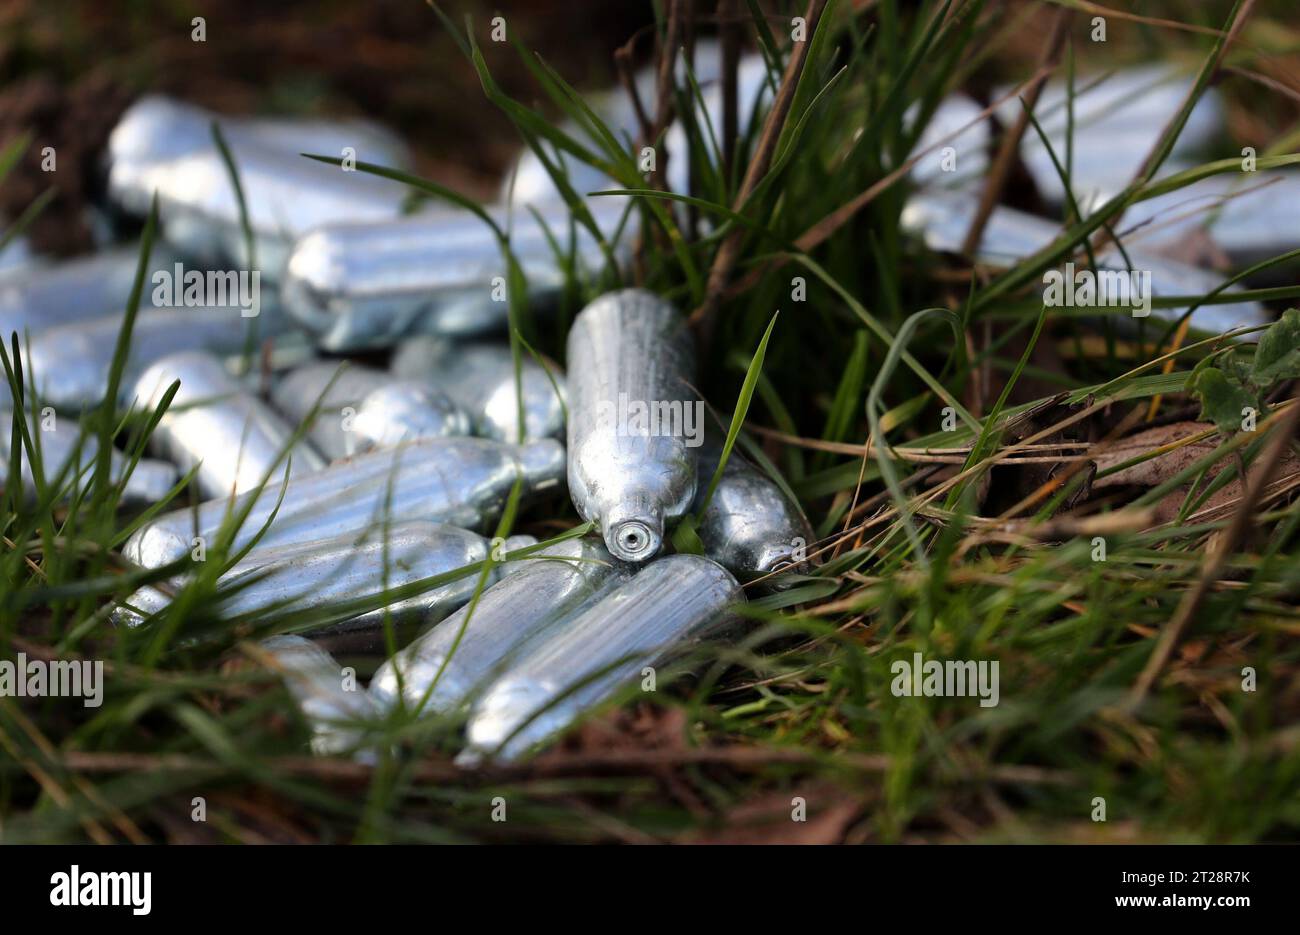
[[390, 337, 564, 443], [693, 441, 814, 586], [369, 536, 627, 716], [900, 190, 1269, 334], [565, 289, 699, 562], [106, 95, 411, 176], [23, 304, 293, 411], [0, 407, 178, 506], [281, 198, 622, 352], [131, 350, 325, 499], [348, 382, 471, 456], [269, 360, 388, 460], [463, 554, 743, 762], [270, 361, 470, 460], [108, 131, 410, 276], [121, 436, 566, 570], [1110, 170, 1300, 270], [257, 635, 379, 756], [503, 46, 770, 209], [0, 243, 184, 344], [998, 66, 1225, 209], [116, 522, 534, 636]]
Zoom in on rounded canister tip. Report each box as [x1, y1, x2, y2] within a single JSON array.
[[602, 506, 663, 563], [612, 520, 657, 561], [123, 524, 193, 570]]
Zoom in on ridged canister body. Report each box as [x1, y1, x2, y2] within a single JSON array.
[[121, 436, 566, 570], [369, 536, 627, 716], [464, 554, 743, 761], [391, 337, 564, 443], [24, 305, 291, 411], [282, 199, 621, 352], [0, 408, 178, 506], [132, 351, 325, 498], [117, 522, 532, 635], [565, 289, 699, 562], [694, 441, 814, 586]]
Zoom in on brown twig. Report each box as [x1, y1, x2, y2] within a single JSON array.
[[650, 0, 686, 191], [56, 746, 1072, 787], [718, 0, 742, 184], [958, 8, 1071, 257], [613, 43, 653, 143], [1052, 0, 1225, 37], [683, 0, 699, 241], [1221, 65, 1300, 105], [690, 0, 829, 331]]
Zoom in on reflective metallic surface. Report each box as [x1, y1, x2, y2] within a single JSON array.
[[996, 66, 1224, 209], [369, 536, 627, 716], [907, 94, 991, 191], [0, 407, 178, 506], [0, 243, 184, 344], [282, 199, 622, 351], [504, 46, 769, 209], [906, 71, 1225, 211], [390, 337, 565, 442], [566, 289, 698, 562], [270, 360, 388, 460], [132, 350, 325, 498], [271, 361, 470, 460], [350, 382, 471, 456], [900, 190, 1269, 334], [122, 436, 566, 570], [107, 95, 411, 176], [0, 234, 33, 275], [258, 635, 378, 756], [694, 441, 813, 586], [109, 121, 409, 275], [463, 554, 743, 762], [1112, 170, 1300, 269], [24, 305, 292, 411], [117, 522, 532, 634]]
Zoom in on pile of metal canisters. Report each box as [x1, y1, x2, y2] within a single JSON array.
[[1, 69, 816, 763], [4, 56, 1289, 761]]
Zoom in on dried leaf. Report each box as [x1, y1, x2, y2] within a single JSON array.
[[1091, 420, 1300, 525], [1091, 421, 1220, 488]]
